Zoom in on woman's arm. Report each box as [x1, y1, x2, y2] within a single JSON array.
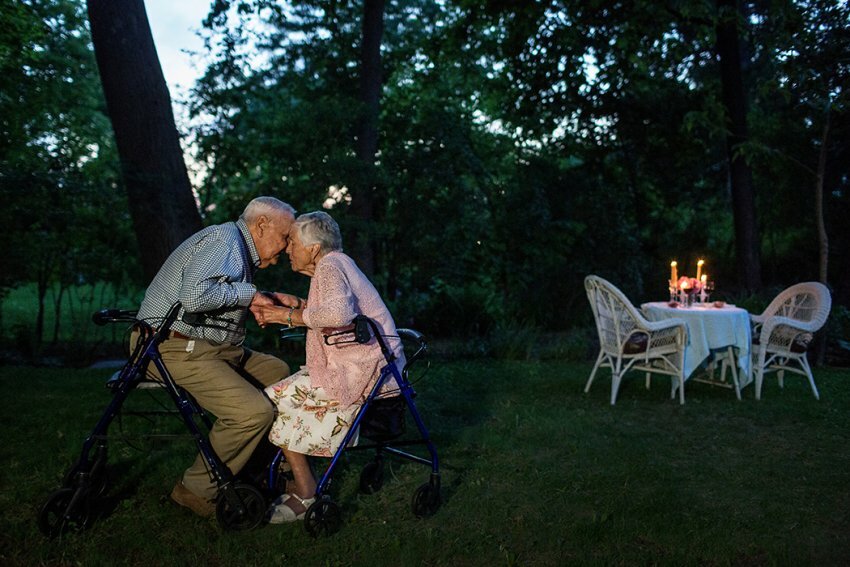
[[267, 292, 306, 309], [252, 304, 306, 327], [302, 262, 356, 329]]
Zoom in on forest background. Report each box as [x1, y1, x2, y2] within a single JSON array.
[[1, 0, 848, 365]]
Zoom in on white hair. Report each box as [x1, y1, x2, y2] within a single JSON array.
[[294, 211, 343, 253], [240, 196, 296, 224]]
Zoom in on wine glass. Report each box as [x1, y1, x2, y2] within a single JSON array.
[[704, 280, 715, 303]]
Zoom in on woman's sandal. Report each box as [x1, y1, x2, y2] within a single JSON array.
[[268, 493, 316, 524]]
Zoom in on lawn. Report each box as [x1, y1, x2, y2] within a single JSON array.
[[1, 358, 849, 566]]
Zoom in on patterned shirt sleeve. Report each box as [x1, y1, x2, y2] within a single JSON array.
[[178, 234, 256, 313]]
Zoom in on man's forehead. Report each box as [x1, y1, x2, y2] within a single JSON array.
[[268, 211, 294, 225]]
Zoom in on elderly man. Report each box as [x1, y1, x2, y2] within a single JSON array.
[[135, 196, 299, 517]]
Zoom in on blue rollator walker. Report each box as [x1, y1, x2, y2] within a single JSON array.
[[272, 315, 441, 537], [39, 303, 269, 535], [37, 305, 440, 537]]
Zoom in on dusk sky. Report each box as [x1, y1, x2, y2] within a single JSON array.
[[145, 1, 208, 115]]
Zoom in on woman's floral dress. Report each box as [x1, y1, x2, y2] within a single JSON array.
[[265, 368, 359, 457]]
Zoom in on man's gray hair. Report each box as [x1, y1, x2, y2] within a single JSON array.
[[294, 211, 343, 253], [240, 196, 296, 224]]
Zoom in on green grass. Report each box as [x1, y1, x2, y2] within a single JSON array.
[[1, 359, 849, 566]]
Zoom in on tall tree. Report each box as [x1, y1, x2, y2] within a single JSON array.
[[86, 0, 202, 280], [349, 0, 386, 277], [714, 0, 761, 291]]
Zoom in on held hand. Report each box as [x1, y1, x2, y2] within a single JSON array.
[[249, 291, 276, 327], [249, 304, 268, 328], [250, 291, 276, 308], [269, 292, 304, 308], [252, 304, 292, 326]]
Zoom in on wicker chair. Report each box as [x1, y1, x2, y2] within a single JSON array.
[[750, 282, 831, 400], [584, 275, 688, 404]]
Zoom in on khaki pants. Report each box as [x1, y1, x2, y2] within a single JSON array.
[[131, 331, 289, 499]]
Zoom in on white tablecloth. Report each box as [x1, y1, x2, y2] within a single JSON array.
[[641, 302, 752, 386]]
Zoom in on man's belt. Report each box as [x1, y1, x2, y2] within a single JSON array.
[[132, 323, 194, 341], [167, 330, 194, 341]]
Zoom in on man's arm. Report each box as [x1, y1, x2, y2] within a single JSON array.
[[178, 237, 256, 313]]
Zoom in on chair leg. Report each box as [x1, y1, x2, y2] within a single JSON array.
[[645, 372, 651, 390], [610, 371, 622, 405], [754, 348, 767, 400], [677, 370, 685, 405], [585, 351, 605, 393], [800, 356, 820, 400], [777, 369, 785, 389]]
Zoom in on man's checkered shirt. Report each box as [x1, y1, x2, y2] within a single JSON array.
[[136, 219, 260, 345]]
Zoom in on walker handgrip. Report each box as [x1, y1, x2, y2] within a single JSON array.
[[397, 328, 425, 345], [92, 309, 138, 325]]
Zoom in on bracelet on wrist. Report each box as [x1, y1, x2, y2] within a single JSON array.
[[287, 306, 295, 328]]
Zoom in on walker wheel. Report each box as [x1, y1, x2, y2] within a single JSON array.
[[38, 488, 91, 537], [411, 482, 441, 518], [359, 461, 385, 494], [304, 498, 342, 537], [216, 483, 265, 531]]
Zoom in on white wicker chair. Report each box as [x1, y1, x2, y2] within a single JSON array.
[[750, 282, 831, 400], [584, 275, 688, 404]]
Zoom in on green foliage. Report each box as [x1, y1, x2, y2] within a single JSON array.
[[5, 0, 850, 345], [0, 0, 139, 345]]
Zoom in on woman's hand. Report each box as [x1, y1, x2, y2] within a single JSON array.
[[268, 292, 306, 309], [250, 291, 305, 327], [249, 291, 276, 327], [253, 304, 304, 327]]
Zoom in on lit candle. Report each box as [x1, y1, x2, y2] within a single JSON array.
[[701, 274, 707, 286], [670, 261, 678, 286], [696, 259, 704, 282]]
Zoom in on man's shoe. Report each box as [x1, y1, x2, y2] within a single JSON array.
[[170, 481, 216, 518]]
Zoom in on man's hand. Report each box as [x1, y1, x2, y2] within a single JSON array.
[[250, 291, 304, 327], [250, 291, 276, 327], [268, 292, 304, 308]]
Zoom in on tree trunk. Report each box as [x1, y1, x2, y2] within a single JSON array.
[[816, 110, 830, 285], [35, 268, 47, 348], [52, 283, 66, 344], [715, 0, 762, 291], [87, 0, 202, 281], [815, 108, 830, 367], [349, 0, 385, 278]]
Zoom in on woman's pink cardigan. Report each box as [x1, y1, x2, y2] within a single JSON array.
[[301, 251, 405, 408]]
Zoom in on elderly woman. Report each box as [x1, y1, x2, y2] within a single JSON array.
[[254, 211, 405, 523]]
